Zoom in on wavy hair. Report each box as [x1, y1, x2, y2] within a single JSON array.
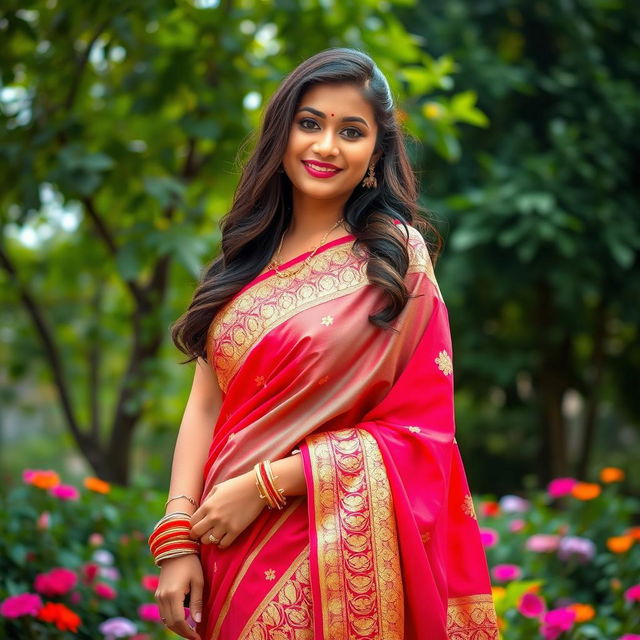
[[171, 47, 442, 364]]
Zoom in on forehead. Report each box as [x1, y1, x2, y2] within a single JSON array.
[[297, 83, 376, 122]]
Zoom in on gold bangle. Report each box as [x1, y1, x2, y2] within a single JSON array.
[[165, 494, 199, 508], [254, 463, 277, 509], [263, 460, 286, 509]]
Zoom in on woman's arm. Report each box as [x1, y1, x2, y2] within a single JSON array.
[[165, 356, 223, 516]]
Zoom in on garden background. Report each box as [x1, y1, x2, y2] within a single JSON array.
[[1, 1, 639, 638]]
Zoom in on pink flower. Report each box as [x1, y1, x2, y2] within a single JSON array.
[[518, 592, 546, 619], [547, 477, 578, 498], [525, 534, 561, 553], [94, 581, 117, 599], [541, 607, 577, 640], [37, 511, 51, 531], [618, 636, 640, 640], [34, 568, 78, 596], [141, 575, 160, 592], [50, 484, 80, 501], [138, 603, 162, 622], [491, 564, 522, 582], [625, 584, 640, 602], [22, 469, 37, 483], [88, 532, 104, 547], [509, 518, 526, 533], [480, 528, 500, 548], [499, 494, 530, 513], [0, 593, 43, 618]]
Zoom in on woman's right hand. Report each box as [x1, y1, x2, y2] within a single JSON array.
[[154, 554, 204, 640]]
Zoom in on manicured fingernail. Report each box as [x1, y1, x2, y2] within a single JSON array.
[[194, 611, 201, 622]]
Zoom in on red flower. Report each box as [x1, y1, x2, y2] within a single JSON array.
[[141, 574, 160, 591], [81, 563, 99, 584], [37, 602, 81, 632]]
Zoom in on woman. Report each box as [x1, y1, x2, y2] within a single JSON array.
[[153, 48, 499, 640]]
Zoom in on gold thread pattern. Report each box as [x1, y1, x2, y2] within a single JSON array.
[[435, 349, 453, 376], [207, 226, 440, 392], [447, 594, 499, 639], [306, 427, 404, 640], [239, 546, 313, 640], [462, 494, 477, 520]]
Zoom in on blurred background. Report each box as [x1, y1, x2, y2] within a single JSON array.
[[2, 2, 640, 638], [2, 0, 638, 494]]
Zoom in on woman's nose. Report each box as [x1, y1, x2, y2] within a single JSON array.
[[313, 130, 339, 155]]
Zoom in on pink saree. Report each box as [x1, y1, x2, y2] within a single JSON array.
[[198, 220, 499, 640]]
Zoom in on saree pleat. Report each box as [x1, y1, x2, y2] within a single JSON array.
[[198, 221, 499, 640]]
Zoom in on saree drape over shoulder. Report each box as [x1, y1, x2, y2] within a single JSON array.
[[198, 221, 499, 640]]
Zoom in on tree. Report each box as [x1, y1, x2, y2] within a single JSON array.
[[0, 0, 485, 484]]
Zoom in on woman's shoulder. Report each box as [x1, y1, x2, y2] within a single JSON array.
[[391, 219, 430, 254]]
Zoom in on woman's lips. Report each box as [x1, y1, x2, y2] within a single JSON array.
[[301, 160, 343, 179]]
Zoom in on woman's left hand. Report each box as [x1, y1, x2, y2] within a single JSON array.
[[189, 471, 266, 549]]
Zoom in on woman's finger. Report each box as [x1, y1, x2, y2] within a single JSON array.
[[167, 591, 201, 640], [201, 527, 225, 546]]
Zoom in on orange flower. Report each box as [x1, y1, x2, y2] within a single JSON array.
[[83, 476, 110, 494], [625, 526, 640, 541], [29, 470, 61, 490], [525, 583, 542, 594], [606, 535, 635, 553], [600, 467, 625, 483], [570, 482, 601, 500], [37, 602, 81, 632], [567, 603, 595, 622]]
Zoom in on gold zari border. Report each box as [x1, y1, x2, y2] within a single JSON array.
[[447, 594, 499, 639], [306, 427, 404, 640], [207, 226, 439, 392]]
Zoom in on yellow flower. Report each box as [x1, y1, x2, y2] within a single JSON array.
[[84, 476, 111, 494], [570, 482, 601, 500], [491, 586, 506, 602], [567, 603, 595, 622], [599, 467, 624, 483], [423, 102, 442, 120], [606, 535, 634, 554]]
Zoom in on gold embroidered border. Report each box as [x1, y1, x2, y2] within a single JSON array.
[[210, 497, 303, 640], [238, 545, 313, 640], [208, 226, 439, 392], [306, 427, 404, 640], [447, 594, 499, 640]]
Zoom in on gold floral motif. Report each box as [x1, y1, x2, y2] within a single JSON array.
[[317, 375, 329, 386], [421, 531, 431, 543], [435, 349, 453, 376], [447, 594, 499, 639], [320, 315, 334, 326], [207, 226, 441, 392], [239, 547, 314, 640], [306, 427, 404, 639], [407, 425, 421, 433], [255, 375, 265, 386], [228, 432, 237, 441], [265, 568, 276, 581], [462, 494, 477, 520]]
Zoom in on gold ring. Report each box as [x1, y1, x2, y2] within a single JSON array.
[[208, 533, 220, 544]]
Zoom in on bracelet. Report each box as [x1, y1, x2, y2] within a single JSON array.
[[148, 512, 200, 567], [165, 494, 199, 508], [254, 460, 286, 510]]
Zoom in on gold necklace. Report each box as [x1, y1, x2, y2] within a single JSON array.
[[268, 217, 346, 278]]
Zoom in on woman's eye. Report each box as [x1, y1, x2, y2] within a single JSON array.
[[298, 118, 363, 139]]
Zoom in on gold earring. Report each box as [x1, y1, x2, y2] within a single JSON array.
[[361, 162, 377, 188]]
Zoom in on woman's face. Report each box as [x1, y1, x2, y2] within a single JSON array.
[[282, 82, 381, 203]]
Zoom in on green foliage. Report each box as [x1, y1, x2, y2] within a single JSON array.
[[398, 0, 640, 487], [0, 0, 487, 485]]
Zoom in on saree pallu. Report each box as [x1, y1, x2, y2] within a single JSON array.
[[198, 221, 499, 640]]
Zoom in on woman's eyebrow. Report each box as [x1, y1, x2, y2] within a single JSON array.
[[296, 106, 369, 128]]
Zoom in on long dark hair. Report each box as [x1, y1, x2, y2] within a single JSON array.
[[171, 47, 442, 364]]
